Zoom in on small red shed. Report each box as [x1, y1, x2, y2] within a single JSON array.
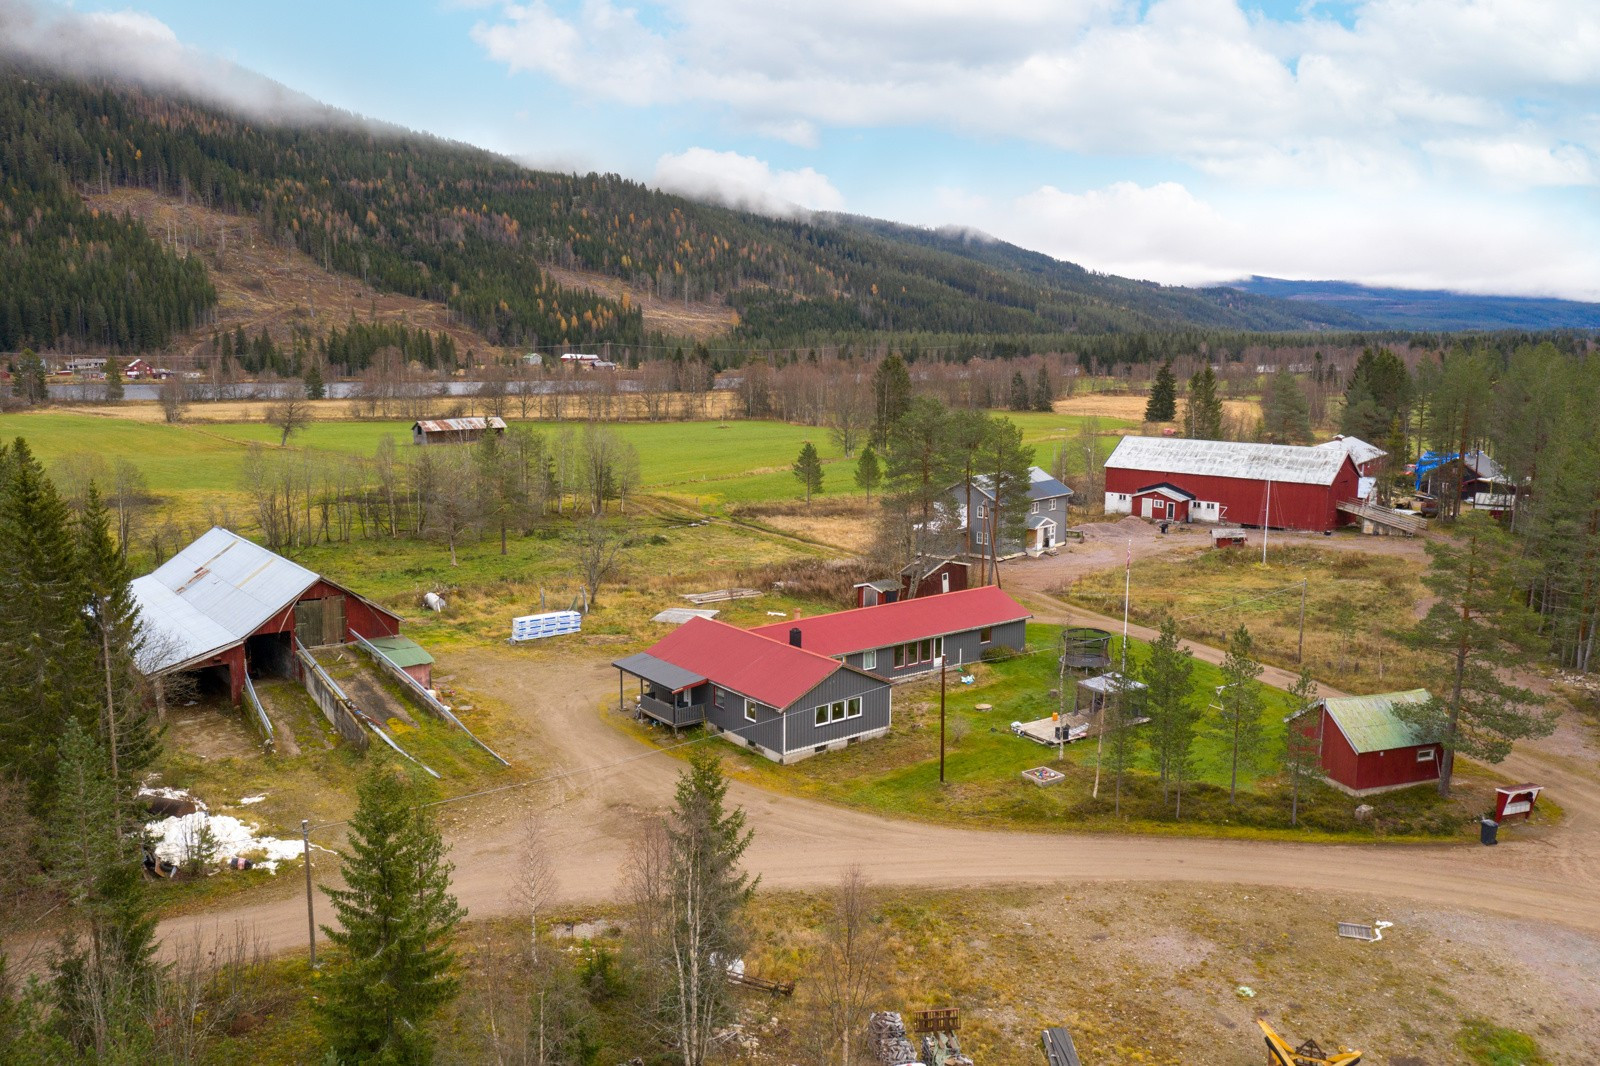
[[900, 558, 970, 599], [1293, 689, 1443, 795], [1128, 482, 1195, 522]]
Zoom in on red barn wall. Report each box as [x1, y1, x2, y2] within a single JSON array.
[[1106, 460, 1359, 532], [246, 579, 401, 642], [1352, 745, 1440, 790], [1309, 709, 1360, 789]]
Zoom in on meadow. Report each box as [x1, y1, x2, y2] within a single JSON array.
[[0, 407, 1135, 512]]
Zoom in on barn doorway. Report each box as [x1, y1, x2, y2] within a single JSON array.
[[294, 596, 347, 648], [245, 632, 293, 679]]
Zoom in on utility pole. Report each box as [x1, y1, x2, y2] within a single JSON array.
[[303, 819, 317, 970], [1298, 579, 1307, 663], [1261, 479, 1271, 565], [939, 655, 947, 784]]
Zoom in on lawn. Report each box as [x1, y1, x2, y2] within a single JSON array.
[[638, 623, 1497, 840]]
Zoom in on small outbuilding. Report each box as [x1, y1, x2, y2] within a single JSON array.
[[1075, 672, 1147, 716], [362, 634, 435, 690], [411, 416, 508, 445], [1292, 689, 1443, 795], [853, 579, 901, 608], [900, 558, 970, 600]]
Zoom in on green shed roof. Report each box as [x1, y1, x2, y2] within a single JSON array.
[[366, 635, 434, 669], [1321, 689, 1437, 753]]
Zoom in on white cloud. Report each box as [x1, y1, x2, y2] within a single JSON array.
[[984, 180, 1600, 300], [652, 148, 845, 217], [0, 0, 363, 126], [470, 0, 1600, 190]]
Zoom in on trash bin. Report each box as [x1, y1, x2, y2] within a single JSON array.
[[1158, 521, 1170, 534], [1480, 818, 1499, 846]]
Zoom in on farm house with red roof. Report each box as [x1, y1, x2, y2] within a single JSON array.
[[748, 585, 1030, 680], [613, 617, 891, 763]]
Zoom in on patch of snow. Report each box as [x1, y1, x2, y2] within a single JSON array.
[[137, 784, 206, 809], [144, 810, 311, 876], [238, 795, 267, 805]]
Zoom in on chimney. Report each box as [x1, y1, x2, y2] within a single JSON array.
[[792, 608, 802, 619], [789, 627, 803, 648]]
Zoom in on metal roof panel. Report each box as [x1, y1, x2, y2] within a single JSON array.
[[748, 586, 1031, 659], [1321, 689, 1438, 753], [1106, 436, 1353, 486]]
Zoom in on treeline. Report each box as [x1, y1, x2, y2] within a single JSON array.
[[202, 320, 459, 377], [3, 63, 1401, 360]]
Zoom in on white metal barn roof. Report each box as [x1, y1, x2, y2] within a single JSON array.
[[131, 527, 320, 674], [412, 416, 507, 434], [1105, 436, 1352, 487], [1316, 435, 1386, 467]]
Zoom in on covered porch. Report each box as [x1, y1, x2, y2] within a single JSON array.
[[613, 652, 710, 729], [1024, 514, 1058, 556]]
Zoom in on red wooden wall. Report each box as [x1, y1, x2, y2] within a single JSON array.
[[1306, 707, 1441, 792], [1107, 459, 1360, 532]]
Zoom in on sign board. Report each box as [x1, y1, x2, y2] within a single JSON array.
[[511, 610, 582, 642], [1494, 784, 1543, 821]]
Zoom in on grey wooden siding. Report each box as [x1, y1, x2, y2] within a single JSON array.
[[843, 620, 1027, 680], [782, 667, 891, 752], [704, 688, 786, 755]]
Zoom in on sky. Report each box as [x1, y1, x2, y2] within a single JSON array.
[[5, 0, 1599, 300]]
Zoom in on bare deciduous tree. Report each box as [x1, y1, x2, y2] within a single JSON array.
[[803, 866, 888, 1065], [570, 517, 628, 609], [266, 395, 314, 446]]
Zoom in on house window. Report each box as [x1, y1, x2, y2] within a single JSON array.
[[1031, 501, 1039, 514], [977, 504, 986, 519], [815, 705, 830, 726], [980, 627, 993, 644], [714, 688, 725, 709], [893, 644, 905, 668], [919, 639, 932, 662], [863, 648, 877, 670], [1417, 748, 1435, 762], [815, 699, 857, 726], [744, 700, 757, 722], [846, 697, 862, 719]]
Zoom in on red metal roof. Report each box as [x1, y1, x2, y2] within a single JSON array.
[[749, 585, 1030, 658], [641, 616, 845, 709]]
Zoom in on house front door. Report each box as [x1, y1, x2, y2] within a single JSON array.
[[941, 572, 950, 593], [1141, 497, 1157, 518]]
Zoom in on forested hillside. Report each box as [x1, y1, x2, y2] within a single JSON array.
[[0, 62, 1373, 358]]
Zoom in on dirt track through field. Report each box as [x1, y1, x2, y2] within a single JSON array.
[[155, 596, 1600, 963]]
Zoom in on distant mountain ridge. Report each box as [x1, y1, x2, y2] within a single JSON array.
[[1228, 277, 1600, 331]]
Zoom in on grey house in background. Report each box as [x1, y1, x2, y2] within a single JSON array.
[[613, 617, 892, 764], [951, 466, 1074, 557]]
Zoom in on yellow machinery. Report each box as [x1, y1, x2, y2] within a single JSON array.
[[1258, 1020, 1362, 1066]]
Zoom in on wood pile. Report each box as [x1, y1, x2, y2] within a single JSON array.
[[869, 1012, 922, 1065]]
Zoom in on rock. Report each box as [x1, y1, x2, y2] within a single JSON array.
[[1354, 804, 1375, 822]]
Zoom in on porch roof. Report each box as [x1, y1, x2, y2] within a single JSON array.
[[613, 652, 707, 694]]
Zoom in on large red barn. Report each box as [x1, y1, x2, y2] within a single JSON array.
[[1104, 436, 1363, 532], [132, 527, 401, 704], [1292, 689, 1443, 795]]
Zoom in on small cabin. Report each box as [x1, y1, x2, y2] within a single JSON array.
[[853, 579, 901, 608], [412, 416, 508, 446], [1292, 689, 1443, 795], [899, 558, 970, 600]]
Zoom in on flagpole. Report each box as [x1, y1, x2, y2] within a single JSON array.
[[1096, 538, 1131, 800]]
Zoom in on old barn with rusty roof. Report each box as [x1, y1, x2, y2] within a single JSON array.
[[132, 527, 402, 704]]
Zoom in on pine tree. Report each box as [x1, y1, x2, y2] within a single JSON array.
[[1398, 513, 1554, 796], [1213, 625, 1265, 805], [103, 358, 124, 403], [303, 360, 326, 400], [13, 350, 48, 405], [853, 445, 882, 496], [1282, 666, 1321, 827], [1184, 366, 1223, 439], [318, 764, 465, 1065], [1138, 615, 1196, 811], [792, 441, 824, 504], [1145, 360, 1177, 422]]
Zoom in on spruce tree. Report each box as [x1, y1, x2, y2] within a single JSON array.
[[1262, 372, 1312, 443], [1145, 360, 1177, 422], [303, 360, 326, 400], [318, 764, 465, 1065], [870, 354, 911, 448], [78, 485, 160, 800], [792, 441, 824, 504], [0, 439, 96, 804], [103, 358, 124, 402], [1032, 364, 1054, 411], [1008, 370, 1031, 411], [1213, 626, 1265, 805], [48, 717, 157, 1062], [1184, 366, 1223, 439], [853, 444, 882, 496]]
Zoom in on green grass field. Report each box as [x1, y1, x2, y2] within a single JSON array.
[[0, 409, 1134, 510]]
